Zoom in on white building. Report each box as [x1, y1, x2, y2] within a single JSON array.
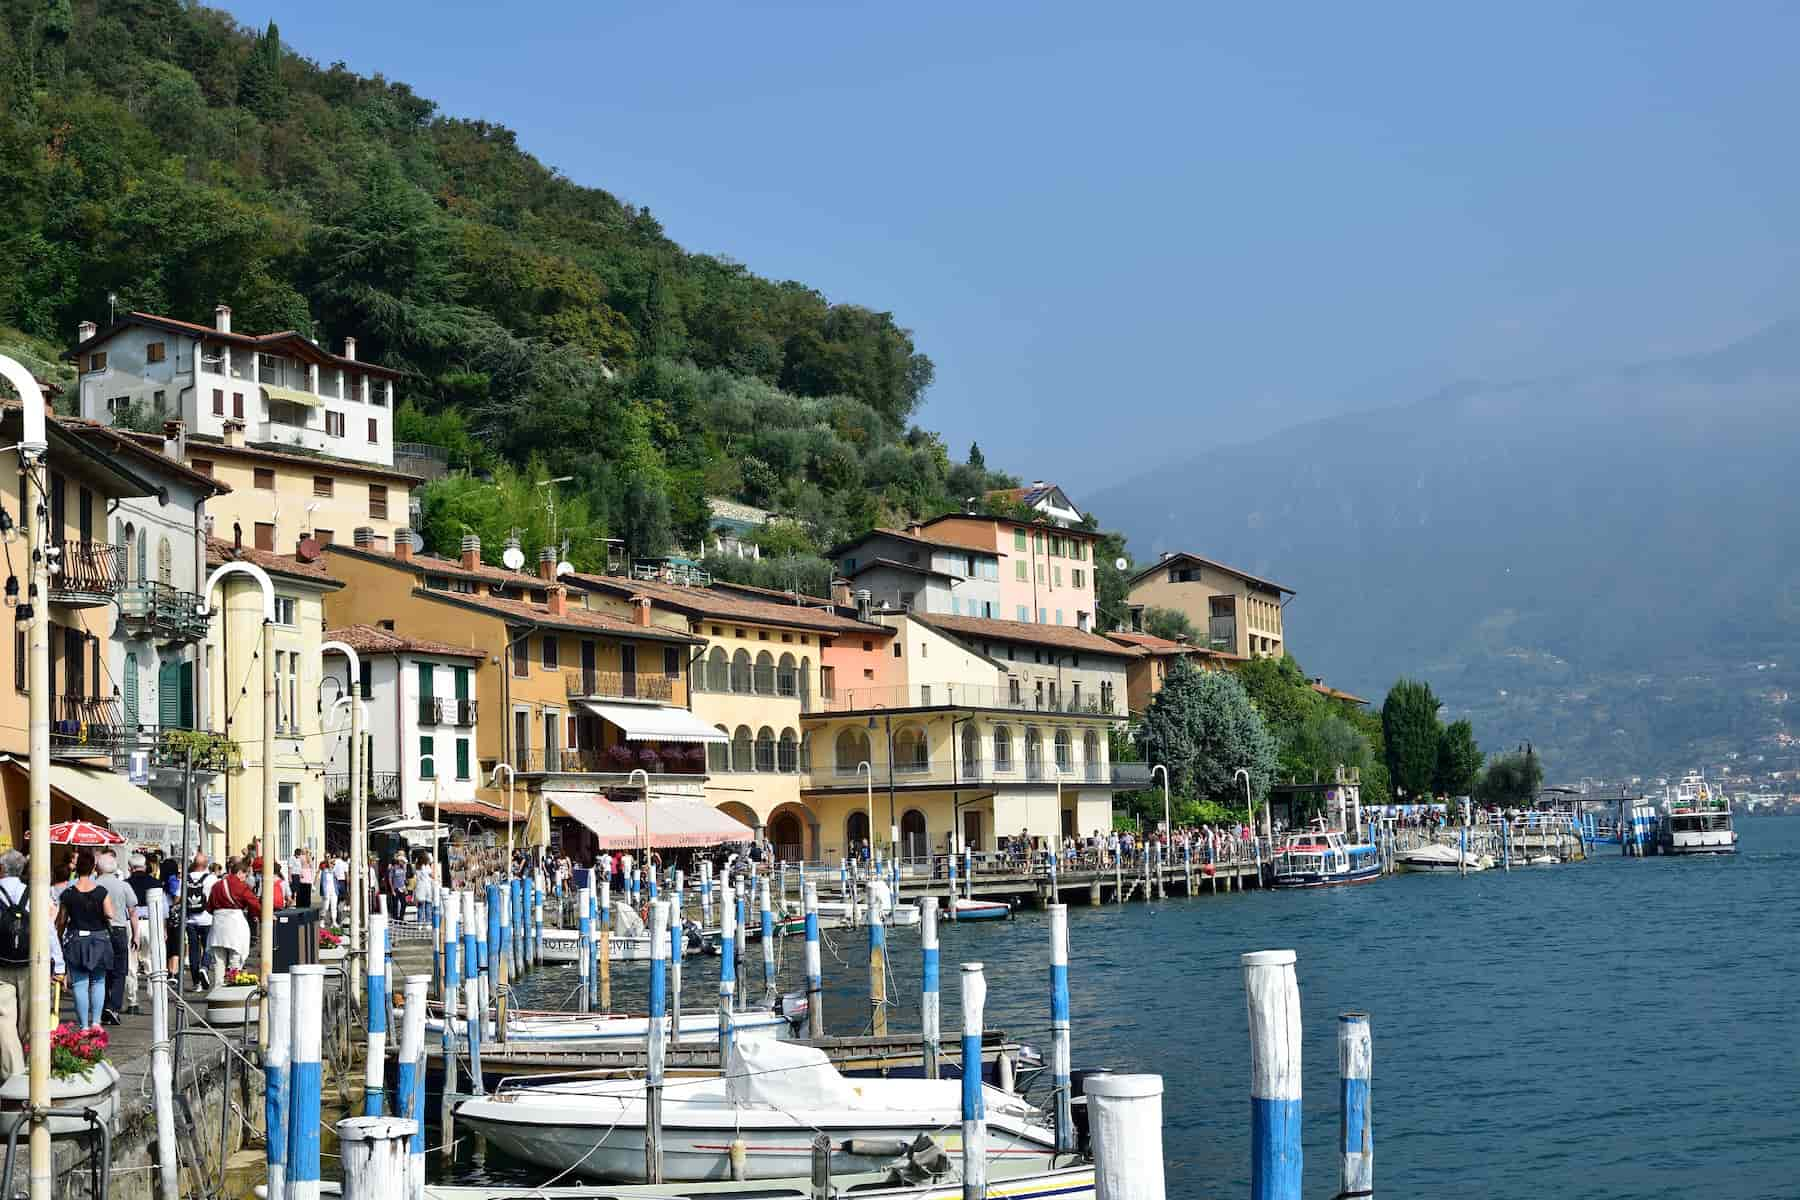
[[70, 306, 400, 470], [983, 481, 1085, 526], [828, 526, 1002, 618], [321, 623, 486, 823]]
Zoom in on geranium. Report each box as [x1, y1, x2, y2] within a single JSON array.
[[225, 969, 259, 987], [317, 927, 343, 949], [26, 1023, 108, 1079]]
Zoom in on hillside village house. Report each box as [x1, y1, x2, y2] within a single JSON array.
[[1127, 550, 1294, 659], [828, 527, 1001, 618], [916, 514, 1099, 631], [320, 535, 742, 861], [70, 306, 421, 554], [705, 498, 769, 560], [804, 610, 1139, 861], [1103, 628, 1227, 715], [204, 536, 341, 861], [981, 480, 1085, 525]]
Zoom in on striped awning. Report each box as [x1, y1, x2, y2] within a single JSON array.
[[579, 701, 728, 745], [608, 799, 754, 848], [551, 792, 642, 848]]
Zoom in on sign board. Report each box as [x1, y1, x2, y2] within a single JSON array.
[[205, 792, 226, 825], [128, 752, 149, 786], [1158, 820, 1169, 834]]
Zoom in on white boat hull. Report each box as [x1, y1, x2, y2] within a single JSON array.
[[417, 1162, 1095, 1199], [427, 1008, 794, 1045], [538, 928, 718, 963]]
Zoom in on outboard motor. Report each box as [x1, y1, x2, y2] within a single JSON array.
[[778, 990, 810, 1029], [682, 918, 707, 954], [1069, 1068, 1113, 1157]]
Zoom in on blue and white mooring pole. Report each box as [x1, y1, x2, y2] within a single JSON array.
[[461, 891, 483, 1095], [397, 975, 428, 1200], [718, 881, 737, 1056], [948, 846, 958, 921], [364, 912, 388, 1116], [701, 860, 713, 923], [438, 891, 460, 1120], [1340, 1012, 1373, 1200], [961, 962, 988, 1200], [265, 972, 292, 1199], [670, 870, 684, 1040], [963, 847, 974, 898], [594, 880, 607, 1007], [920, 895, 940, 1079], [868, 879, 888, 1034], [485, 883, 502, 1007], [803, 881, 823, 1039], [1244, 948, 1302, 1200], [1049, 903, 1073, 1154], [759, 876, 776, 1001], [645, 900, 670, 1184], [577, 884, 593, 1010], [288, 966, 324, 1200], [735, 888, 749, 1000]]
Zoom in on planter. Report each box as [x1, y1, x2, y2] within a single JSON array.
[[0, 1060, 119, 1136], [205, 983, 259, 1027], [318, 946, 347, 964]]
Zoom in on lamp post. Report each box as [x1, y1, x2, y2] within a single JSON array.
[[322, 640, 365, 1005], [1234, 766, 1255, 842], [202, 559, 276, 1047], [856, 760, 874, 868], [1151, 764, 1171, 835], [630, 767, 651, 892], [488, 763, 515, 1042]]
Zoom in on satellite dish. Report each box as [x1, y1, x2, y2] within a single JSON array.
[[409, 530, 425, 553], [1114, 557, 1129, 571], [501, 546, 526, 571], [297, 538, 323, 563], [555, 561, 575, 577]]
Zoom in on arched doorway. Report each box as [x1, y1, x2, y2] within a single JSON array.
[[901, 809, 928, 860], [845, 810, 871, 857], [769, 811, 806, 861]]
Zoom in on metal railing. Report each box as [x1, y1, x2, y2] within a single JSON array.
[[110, 724, 238, 772], [392, 442, 450, 481], [510, 749, 708, 776], [564, 669, 675, 703], [809, 682, 1122, 717], [324, 772, 400, 802], [49, 541, 122, 600], [417, 697, 478, 726], [812, 753, 1117, 789], [51, 696, 121, 757], [117, 581, 209, 641]]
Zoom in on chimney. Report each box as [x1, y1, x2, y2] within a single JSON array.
[[353, 527, 374, 549], [221, 418, 244, 449], [77, 320, 97, 344], [393, 527, 413, 563], [1159, 551, 1172, 562], [547, 586, 568, 618], [855, 589, 873, 623], [631, 596, 652, 627], [213, 304, 231, 334], [342, 336, 357, 362], [830, 577, 852, 608], [233, 521, 242, 552], [161, 420, 186, 462], [460, 533, 481, 572], [905, 522, 922, 536], [537, 545, 557, 581]]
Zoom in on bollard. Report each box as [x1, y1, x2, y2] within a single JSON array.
[[396, 976, 428, 1200], [364, 913, 388, 1116], [265, 973, 292, 1200], [337, 1117, 416, 1200], [485, 883, 503, 1034], [701, 860, 713, 923], [802, 881, 824, 1039], [735, 890, 749, 999], [497, 879, 512, 1042], [948, 847, 959, 921], [869, 879, 888, 1035], [1049, 903, 1073, 1154], [963, 847, 973, 898], [670, 873, 685, 1044], [718, 882, 737, 1055], [759, 877, 776, 1002], [920, 896, 940, 1079], [1088, 1074, 1166, 1200], [598, 877, 612, 1011], [1339, 1013, 1373, 1200], [461, 892, 482, 1096], [1243, 949, 1302, 1200], [289, 967, 325, 1200], [509, 876, 523, 977], [961, 962, 988, 1200], [646, 900, 670, 1183], [438, 894, 460, 1161], [532, 872, 545, 965], [577, 885, 593, 1011]]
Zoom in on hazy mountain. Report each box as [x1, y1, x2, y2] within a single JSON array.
[[1090, 322, 1800, 780]]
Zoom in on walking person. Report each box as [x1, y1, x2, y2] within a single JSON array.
[[294, 848, 315, 908], [94, 849, 138, 1023], [206, 857, 260, 983], [57, 850, 116, 1031], [318, 853, 339, 925], [386, 855, 408, 921], [185, 853, 218, 989], [0, 850, 59, 1044]]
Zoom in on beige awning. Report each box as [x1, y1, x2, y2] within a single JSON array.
[[260, 383, 321, 407], [45, 764, 216, 847], [579, 702, 729, 745]]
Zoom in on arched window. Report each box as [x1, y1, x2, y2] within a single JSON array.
[[708, 726, 731, 773], [119, 522, 135, 585], [1083, 730, 1100, 779], [1054, 729, 1072, 771], [798, 656, 812, 703], [730, 649, 752, 693], [901, 809, 928, 859], [778, 728, 799, 772], [846, 810, 870, 855], [893, 725, 929, 773], [835, 727, 871, 774], [732, 725, 753, 771], [156, 536, 173, 585], [754, 726, 776, 772], [993, 725, 1013, 771], [123, 651, 139, 728], [706, 647, 728, 693], [776, 653, 798, 697], [135, 524, 147, 583], [1025, 727, 1043, 779], [754, 650, 775, 695], [961, 725, 981, 778]]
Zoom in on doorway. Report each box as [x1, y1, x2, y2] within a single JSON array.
[[962, 810, 982, 852], [620, 644, 637, 698], [901, 809, 928, 859]]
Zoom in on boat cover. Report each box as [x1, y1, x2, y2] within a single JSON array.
[[1400, 843, 1464, 865], [725, 1036, 864, 1111], [613, 904, 646, 937]]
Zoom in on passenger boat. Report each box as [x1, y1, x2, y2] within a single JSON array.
[[455, 1036, 1059, 1182], [1657, 773, 1738, 855], [427, 1000, 802, 1046], [1270, 824, 1382, 888]]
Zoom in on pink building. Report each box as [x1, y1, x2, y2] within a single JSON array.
[[915, 514, 1100, 631]]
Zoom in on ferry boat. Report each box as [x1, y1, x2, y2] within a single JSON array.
[[1269, 823, 1382, 888], [1656, 773, 1737, 855]]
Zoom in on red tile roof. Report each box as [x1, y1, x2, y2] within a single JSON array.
[[418, 588, 702, 644], [56, 419, 230, 495], [569, 574, 886, 637], [825, 526, 1002, 559], [324, 623, 485, 659], [206, 536, 340, 585], [1312, 682, 1369, 705], [165, 434, 424, 485], [1128, 551, 1294, 595], [913, 613, 1142, 658], [70, 312, 404, 378], [328, 541, 546, 589], [1104, 630, 1219, 657]]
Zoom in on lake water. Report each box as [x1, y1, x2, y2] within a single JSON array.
[[447, 816, 1800, 1198]]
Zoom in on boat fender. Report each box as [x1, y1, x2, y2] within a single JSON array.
[[844, 1137, 912, 1159], [728, 1138, 748, 1181]]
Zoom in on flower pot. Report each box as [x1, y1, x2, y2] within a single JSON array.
[[318, 946, 347, 964], [205, 983, 259, 1027], [0, 1059, 119, 1136]]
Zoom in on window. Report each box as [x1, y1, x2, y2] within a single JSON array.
[[232, 392, 244, 418], [254, 468, 274, 490], [369, 485, 388, 520], [842, 557, 857, 573], [734, 726, 754, 771], [420, 735, 436, 780], [325, 411, 346, 438], [664, 647, 681, 678], [1055, 609, 1063, 625], [899, 591, 915, 609], [1036, 563, 1045, 582], [920, 685, 931, 705], [754, 727, 776, 772], [417, 661, 435, 698], [314, 528, 333, 545], [1055, 729, 1071, 770], [1016, 605, 1029, 622], [993, 726, 1012, 770], [542, 636, 559, 669], [778, 729, 799, 773], [1072, 569, 1085, 588], [374, 380, 388, 407], [1008, 677, 1021, 703], [1053, 566, 1062, 587], [1038, 608, 1047, 624], [1013, 529, 1026, 551], [512, 645, 529, 677], [359, 663, 372, 700], [313, 475, 334, 498], [190, 459, 214, 480], [1015, 560, 1027, 581], [254, 522, 274, 551], [146, 342, 165, 364], [950, 596, 960, 615], [274, 595, 297, 626], [212, 389, 224, 416], [708, 729, 731, 773], [368, 418, 378, 443], [86, 352, 107, 372], [456, 738, 471, 780], [892, 642, 902, 658]]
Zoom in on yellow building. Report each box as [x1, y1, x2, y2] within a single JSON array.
[[1126, 551, 1293, 659], [1103, 629, 1228, 715]]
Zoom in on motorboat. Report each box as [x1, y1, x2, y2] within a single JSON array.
[[455, 1036, 1058, 1182], [946, 897, 1011, 921], [1270, 824, 1382, 888], [1394, 843, 1491, 873], [428, 999, 803, 1047], [1657, 772, 1738, 855], [410, 1160, 1095, 1200], [539, 917, 720, 963]]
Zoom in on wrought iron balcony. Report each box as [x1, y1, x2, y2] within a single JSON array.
[[51, 696, 121, 759], [324, 772, 400, 802], [48, 542, 122, 607], [417, 697, 478, 727], [118, 582, 209, 642], [563, 669, 673, 703], [111, 725, 239, 773]]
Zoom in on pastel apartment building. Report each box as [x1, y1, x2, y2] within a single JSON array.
[[1127, 551, 1293, 659], [918, 514, 1099, 630], [829, 526, 1001, 618]]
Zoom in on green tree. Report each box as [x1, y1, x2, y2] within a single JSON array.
[[967, 441, 985, 469], [1135, 660, 1278, 812], [236, 21, 286, 120], [1288, 710, 1371, 779], [1476, 748, 1543, 808], [1381, 678, 1443, 800], [1433, 718, 1484, 798], [1142, 606, 1196, 642]]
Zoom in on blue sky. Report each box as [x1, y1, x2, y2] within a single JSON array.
[[236, 0, 1800, 492]]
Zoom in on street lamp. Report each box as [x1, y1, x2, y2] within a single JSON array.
[[630, 767, 651, 890], [321, 639, 365, 1000], [1151, 764, 1171, 835], [1234, 767, 1255, 841], [856, 760, 874, 869]]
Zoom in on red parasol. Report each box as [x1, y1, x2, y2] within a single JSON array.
[[45, 820, 124, 847]]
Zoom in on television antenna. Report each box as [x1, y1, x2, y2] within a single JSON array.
[[537, 476, 575, 559]]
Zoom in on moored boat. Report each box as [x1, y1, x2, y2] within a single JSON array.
[[1394, 843, 1490, 873], [947, 897, 1012, 921], [1270, 824, 1382, 888], [428, 1001, 801, 1046]]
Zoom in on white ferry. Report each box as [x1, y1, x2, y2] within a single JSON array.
[[1656, 773, 1737, 855], [1270, 823, 1382, 888]]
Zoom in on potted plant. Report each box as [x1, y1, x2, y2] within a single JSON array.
[[0, 1025, 119, 1135], [205, 968, 261, 1027], [602, 745, 635, 772], [318, 926, 346, 963], [637, 746, 662, 772]]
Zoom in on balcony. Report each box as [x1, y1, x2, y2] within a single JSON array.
[[393, 443, 449, 481], [48, 542, 122, 607], [417, 697, 478, 727], [324, 773, 400, 803], [812, 754, 1114, 791], [564, 670, 674, 703], [51, 696, 121, 760], [118, 582, 210, 643], [502, 747, 709, 777], [808, 682, 1122, 718], [112, 725, 239, 774], [1110, 762, 1155, 787]]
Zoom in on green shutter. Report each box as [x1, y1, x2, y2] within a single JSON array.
[[418, 662, 435, 698], [420, 735, 435, 779], [455, 738, 470, 781], [452, 666, 469, 701], [123, 653, 139, 728], [158, 661, 180, 727], [178, 661, 195, 728]]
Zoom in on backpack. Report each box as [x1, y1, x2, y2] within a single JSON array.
[[0, 889, 28, 967], [186, 874, 211, 919]]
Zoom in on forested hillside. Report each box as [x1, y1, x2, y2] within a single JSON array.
[[0, 0, 1017, 571]]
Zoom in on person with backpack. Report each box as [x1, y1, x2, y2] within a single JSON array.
[[0, 850, 59, 1043], [185, 854, 218, 989]]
